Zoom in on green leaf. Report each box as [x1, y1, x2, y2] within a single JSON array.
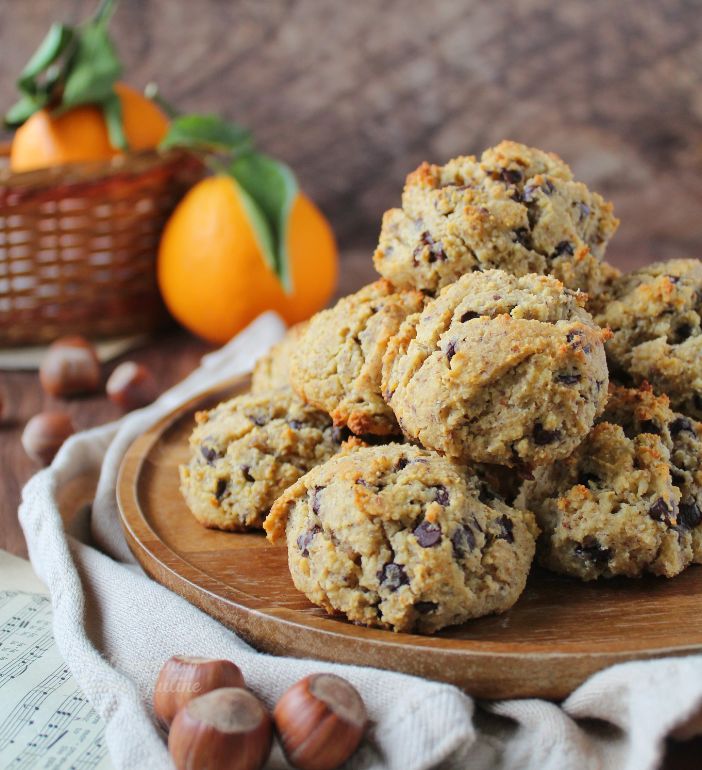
[[232, 180, 277, 275], [102, 92, 127, 150], [4, 94, 45, 127], [17, 23, 74, 94], [229, 151, 299, 292], [159, 114, 251, 154], [60, 22, 122, 112]]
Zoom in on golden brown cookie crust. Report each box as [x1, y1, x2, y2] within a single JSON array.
[[289, 280, 425, 436], [265, 443, 537, 633], [373, 140, 619, 296], [382, 269, 609, 467]]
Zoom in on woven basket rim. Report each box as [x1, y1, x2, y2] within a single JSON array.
[[0, 142, 201, 191]]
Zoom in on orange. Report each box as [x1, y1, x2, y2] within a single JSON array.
[[157, 175, 337, 345], [10, 82, 169, 172]]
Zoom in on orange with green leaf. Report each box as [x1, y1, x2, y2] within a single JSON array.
[[157, 115, 338, 344], [5, 0, 168, 172]]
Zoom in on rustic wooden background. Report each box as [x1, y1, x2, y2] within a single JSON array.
[[2, 0, 702, 269]]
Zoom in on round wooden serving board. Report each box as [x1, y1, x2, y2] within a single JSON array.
[[117, 376, 702, 700]]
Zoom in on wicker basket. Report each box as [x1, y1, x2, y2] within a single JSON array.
[[0, 145, 203, 346]]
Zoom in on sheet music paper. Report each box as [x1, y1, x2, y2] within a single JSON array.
[[0, 584, 112, 769]]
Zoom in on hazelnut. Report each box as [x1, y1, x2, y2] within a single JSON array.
[[106, 361, 158, 411], [21, 411, 74, 465], [154, 655, 245, 728], [168, 687, 272, 770], [273, 674, 367, 770], [40, 336, 101, 397]]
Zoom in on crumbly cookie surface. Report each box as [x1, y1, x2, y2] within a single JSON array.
[[373, 140, 619, 296], [382, 270, 609, 467], [597, 258, 702, 417], [265, 444, 537, 633], [180, 389, 341, 531], [289, 280, 425, 435], [518, 384, 702, 579], [251, 322, 307, 393]]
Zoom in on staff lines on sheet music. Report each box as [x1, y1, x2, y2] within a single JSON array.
[[8, 688, 107, 769]]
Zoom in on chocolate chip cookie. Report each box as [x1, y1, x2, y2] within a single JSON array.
[[251, 322, 307, 393], [265, 444, 538, 633], [373, 140, 619, 297], [382, 269, 609, 467], [180, 389, 342, 531], [289, 280, 425, 436], [518, 383, 702, 579], [596, 258, 702, 418]]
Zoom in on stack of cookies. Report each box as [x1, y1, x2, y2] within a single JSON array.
[[180, 141, 702, 634]]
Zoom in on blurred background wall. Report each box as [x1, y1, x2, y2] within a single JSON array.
[[2, 0, 702, 273]]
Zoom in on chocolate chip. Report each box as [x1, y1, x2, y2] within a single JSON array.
[[552, 241, 574, 258], [395, 457, 409, 472], [566, 330, 592, 354], [310, 485, 325, 514], [678, 501, 702, 529], [414, 521, 442, 547], [215, 479, 228, 500], [667, 275, 681, 284], [578, 202, 591, 221], [241, 464, 254, 483], [297, 525, 322, 556], [414, 230, 446, 263], [451, 525, 476, 558], [415, 601, 438, 614], [500, 168, 523, 185], [201, 446, 219, 464], [574, 535, 611, 564], [446, 341, 457, 362], [670, 416, 695, 436], [288, 419, 303, 430], [533, 422, 561, 445], [694, 394, 702, 412], [248, 414, 266, 426], [513, 227, 531, 248], [639, 420, 661, 436], [649, 497, 675, 525], [497, 515, 514, 543], [542, 180, 555, 195], [557, 373, 581, 385], [378, 562, 409, 591], [675, 323, 693, 342], [433, 485, 449, 506], [461, 310, 479, 322]]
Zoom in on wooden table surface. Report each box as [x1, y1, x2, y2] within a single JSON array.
[[2, 251, 702, 766]]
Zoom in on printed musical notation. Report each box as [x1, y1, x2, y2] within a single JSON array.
[[0, 591, 111, 769]]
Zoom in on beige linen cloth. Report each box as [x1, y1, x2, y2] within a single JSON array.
[[18, 312, 702, 770]]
